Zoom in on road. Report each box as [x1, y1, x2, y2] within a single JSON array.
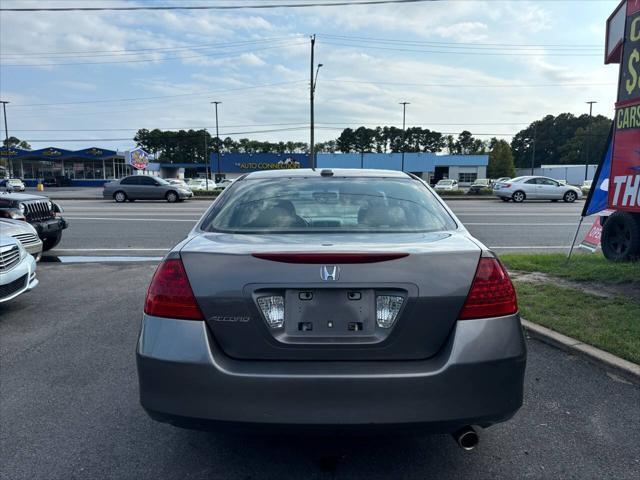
[[48, 198, 591, 257], [2, 263, 639, 480]]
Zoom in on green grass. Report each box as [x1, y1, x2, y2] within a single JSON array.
[[515, 281, 640, 364], [501, 253, 640, 286]]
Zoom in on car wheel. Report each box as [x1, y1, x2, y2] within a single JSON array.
[[42, 231, 63, 251], [563, 191, 577, 203], [512, 191, 525, 203], [601, 212, 640, 261], [114, 191, 127, 203], [166, 191, 178, 203]]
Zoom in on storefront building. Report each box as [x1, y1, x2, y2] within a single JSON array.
[[0, 147, 131, 186]]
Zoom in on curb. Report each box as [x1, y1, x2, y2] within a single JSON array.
[[522, 319, 640, 385]]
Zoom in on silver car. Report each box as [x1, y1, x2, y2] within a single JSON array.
[[103, 175, 193, 203], [0, 219, 43, 261], [137, 169, 526, 447], [0, 235, 38, 303], [493, 176, 582, 203]]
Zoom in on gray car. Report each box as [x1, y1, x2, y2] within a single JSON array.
[[0, 218, 43, 261], [103, 175, 193, 203], [136, 169, 526, 448], [493, 176, 582, 203]]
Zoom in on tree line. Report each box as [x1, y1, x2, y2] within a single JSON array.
[[2, 111, 613, 179]]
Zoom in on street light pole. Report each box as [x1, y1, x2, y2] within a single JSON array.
[[400, 102, 410, 172], [0, 101, 10, 177], [585, 101, 597, 182], [212, 101, 222, 182], [309, 35, 323, 170]]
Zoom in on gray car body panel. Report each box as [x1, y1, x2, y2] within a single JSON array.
[[102, 177, 192, 201], [137, 313, 526, 428], [136, 169, 526, 431]]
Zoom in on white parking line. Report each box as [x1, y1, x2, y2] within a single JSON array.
[[52, 248, 170, 252], [63, 217, 197, 222], [490, 246, 569, 249]]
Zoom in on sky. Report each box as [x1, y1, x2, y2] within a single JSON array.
[[0, 0, 621, 152]]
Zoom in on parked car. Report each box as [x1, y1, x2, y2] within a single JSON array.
[[493, 176, 582, 203], [467, 178, 493, 194], [0, 219, 43, 261], [103, 175, 193, 203], [137, 168, 526, 449], [186, 178, 217, 192], [581, 180, 593, 195], [0, 178, 26, 192], [216, 178, 234, 188], [434, 179, 459, 191], [165, 178, 191, 190], [494, 177, 511, 184], [0, 235, 38, 303], [0, 192, 67, 250]]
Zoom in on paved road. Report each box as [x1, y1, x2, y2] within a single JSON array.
[[2, 263, 639, 480], [48, 199, 591, 257]]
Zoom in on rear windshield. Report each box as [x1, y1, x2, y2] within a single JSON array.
[[203, 176, 457, 233]]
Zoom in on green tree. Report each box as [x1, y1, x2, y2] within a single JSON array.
[[2, 136, 31, 150], [511, 113, 612, 168], [488, 140, 515, 178]]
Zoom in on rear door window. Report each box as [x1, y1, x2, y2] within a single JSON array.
[[203, 176, 457, 233]]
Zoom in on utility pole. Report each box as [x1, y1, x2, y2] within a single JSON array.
[[585, 101, 597, 182], [400, 102, 410, 172], [203, 130, 209, 190], [530, 122, 537, 175], [212, 101, 222, 182], [1, 101, 10, 177], [309, 35, 323, 169]]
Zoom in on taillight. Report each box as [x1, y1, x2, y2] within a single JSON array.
[[503, 183, 511, 188], [144, 258, 204, 320], [458, 257, 517, 320]]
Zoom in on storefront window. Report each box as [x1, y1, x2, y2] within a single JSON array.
[[84, 161, 96, 179], [104, 159, 114, 179]]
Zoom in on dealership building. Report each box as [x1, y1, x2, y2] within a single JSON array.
[[1, 147, 488, 186]]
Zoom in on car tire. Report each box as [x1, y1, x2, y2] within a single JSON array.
[[512, 191, 525, 203], [114, 191, 127, 203], [42, 231, 62, 251], [601, 212, 640, 261], [563, 191, 577, 203], [166, 191, 178, 203]]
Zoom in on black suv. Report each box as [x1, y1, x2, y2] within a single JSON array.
[[0, 192, 68, 251]]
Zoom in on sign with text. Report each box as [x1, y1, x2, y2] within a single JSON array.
[[127, 148, 150, 170], [213, 153, 310, 173]]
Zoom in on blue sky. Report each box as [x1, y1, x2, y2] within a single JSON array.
[[0, 0, 620, 151]]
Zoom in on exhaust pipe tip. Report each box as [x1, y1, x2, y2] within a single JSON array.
[[453, 426, 479, 451]]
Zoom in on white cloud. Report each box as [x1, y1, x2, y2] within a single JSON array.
[[435, 22, 489, 42]]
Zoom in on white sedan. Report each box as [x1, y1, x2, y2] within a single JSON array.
[[186, 179, 218, 192], [0, 235, 38, 303], [434, 179, 459, 191], [493, 176, 582, 203]]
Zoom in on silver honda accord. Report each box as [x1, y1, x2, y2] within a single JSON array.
[[136, 169, 526, 447]]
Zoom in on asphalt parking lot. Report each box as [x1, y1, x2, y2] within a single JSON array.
[[2, 263, 639, 480], [47, 198, 591, 257]]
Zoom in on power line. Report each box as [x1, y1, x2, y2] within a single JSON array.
[[1, 0, 434, 12], [326, 79, 614, 88], [1, 41, 307, 67], [9, 80, 307, 107], [321, 40, 602, 56], [318, 33, 602, 49], [0, 36, 304, 58]]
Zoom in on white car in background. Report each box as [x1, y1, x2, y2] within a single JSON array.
[[186, 179, 217, 192], [0, 235, 38, 303], [493, 176, 582, 203], [434, 179, 459, 191]]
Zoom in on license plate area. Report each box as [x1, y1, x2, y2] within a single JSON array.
[[284, 289, 375, 339]]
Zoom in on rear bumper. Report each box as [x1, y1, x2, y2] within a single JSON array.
[[137, 314, 526, 431], [493, 189, 513, 198]]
